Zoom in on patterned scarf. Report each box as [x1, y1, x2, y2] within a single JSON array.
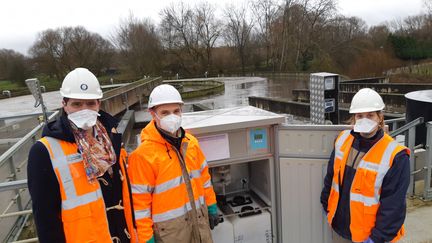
[[70, 120, 117, 183]]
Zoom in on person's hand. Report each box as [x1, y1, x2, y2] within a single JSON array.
[[363, 237, 374, 243], [208, 213, 219, 230]]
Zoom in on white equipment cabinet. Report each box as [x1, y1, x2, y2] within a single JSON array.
[[182, 106, 350, 243], [183, 106, 283, 243]]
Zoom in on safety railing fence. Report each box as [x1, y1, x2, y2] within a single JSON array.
[[101, 76, 162, 115], [0, 111, 59, 242], [387, 117, 432, 200], [384, 117, 406, 131], [424, 122, 432, 200]]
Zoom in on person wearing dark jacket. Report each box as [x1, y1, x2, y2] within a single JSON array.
[[27, 67, 136, 243], [320, 88, 410, 243]]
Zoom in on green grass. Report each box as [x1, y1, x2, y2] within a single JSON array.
[[0, 72, 143, 98], [0, 80, 22, 90]]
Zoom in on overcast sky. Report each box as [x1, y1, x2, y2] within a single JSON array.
[[0, 0, 425, 55]]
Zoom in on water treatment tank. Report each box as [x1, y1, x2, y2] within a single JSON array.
[[405, 90, 432, 147]]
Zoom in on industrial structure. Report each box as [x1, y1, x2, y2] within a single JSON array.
[[0, 74, 431, 242]]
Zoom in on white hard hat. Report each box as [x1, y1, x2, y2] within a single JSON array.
[[60, 67, 103, 99], [349, 88, 385, 113], [148, 84, 183, 109]]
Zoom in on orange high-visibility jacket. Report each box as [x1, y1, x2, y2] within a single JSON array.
[[128, 120, 217, 242], [39, 136, 136, 243], [326, 130, 410, 242]]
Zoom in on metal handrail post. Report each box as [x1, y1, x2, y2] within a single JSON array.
[[7, 156, 23, 211], [389, 117, 424, 137], [384, 117, 405, 131], [407, 126, 416, 197], [424, 122, 432, 200], [393, 121, 399, 131]]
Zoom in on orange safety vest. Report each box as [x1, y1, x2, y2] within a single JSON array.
[[326, 130, 410, 243], [39, 136, 136, 243], [128, 120, 217, 242]]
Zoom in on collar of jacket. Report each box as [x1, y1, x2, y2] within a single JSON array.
[[155, 123, 185, 152], [42, 109, 119, 143], [350, 128, 384, 153], [140, 120, 189, 148]]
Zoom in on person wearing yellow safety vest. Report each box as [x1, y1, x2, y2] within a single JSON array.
[[27, 68, 137, 242], [128, 84, 219, 243], [321, 88, 410, 243]]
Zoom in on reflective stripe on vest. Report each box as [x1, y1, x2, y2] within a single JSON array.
[[130, 169, 202, 197], [334, 130, 351, 160], [133, 196, 205, 222], [152, 196, 205, 222], [45, 137, 103, 210], [350, 140, 399, 207], [135, 208, 152, 220], [200, 160, 208, 172], [331, 181, 339, 193], [131, 184, 155, 194], [203, 179, 212, 188]]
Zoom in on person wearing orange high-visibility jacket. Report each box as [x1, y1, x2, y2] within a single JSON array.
[[321, 88, 410, 243], [128, 84, 218, 243], [27, 68, 137, 242]]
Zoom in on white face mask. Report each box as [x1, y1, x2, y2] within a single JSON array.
[[68, 109, 100, 130], [353, 118, 378, 134], [157, 113, 182, 134]]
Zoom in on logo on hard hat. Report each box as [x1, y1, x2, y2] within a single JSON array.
[[80, 84, 88, 91]]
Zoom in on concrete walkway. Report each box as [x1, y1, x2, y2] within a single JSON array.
[[0, 91, 62, 119], [401, 199, 432, 243]]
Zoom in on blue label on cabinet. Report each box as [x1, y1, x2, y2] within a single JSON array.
[[250, 128, 268, 151]]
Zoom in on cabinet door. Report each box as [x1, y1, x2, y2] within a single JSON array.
[[277, 126, 347, 243], [279, 158, 331, 243]]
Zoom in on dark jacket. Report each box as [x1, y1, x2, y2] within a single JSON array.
[[27, 110, 130, 243], [320, 129, 410, 243]]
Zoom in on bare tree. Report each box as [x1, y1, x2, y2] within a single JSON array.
[[276, 0, 337, 71], [30, 29, 64, 80], [424, 0, 432, 15], [160, 2, 200, 74], [224, 4, 254, 75], [251, 0, 280, 69], [159, 1, 221, 75], [0, 49, 31, 84], [113, 15, 163, 77], [30, 26, 114, 80], [195, 2, 222, 71]]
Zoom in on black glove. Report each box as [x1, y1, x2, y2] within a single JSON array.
[[208, 214, 220, 230]]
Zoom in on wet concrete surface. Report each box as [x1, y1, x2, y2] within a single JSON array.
[[0, 91, 62, 119]]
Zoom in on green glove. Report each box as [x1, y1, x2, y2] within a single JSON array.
[[208, 203, 217, 215], [146, 235, 155, 243], [207, 204, 219, 230]]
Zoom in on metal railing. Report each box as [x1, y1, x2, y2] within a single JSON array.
[[423, 122, 432, 200], [388, 117, 425, 197], [0, 111, 59, 242], [386, 117, 432, 200], [384, 117, 406, 131]]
